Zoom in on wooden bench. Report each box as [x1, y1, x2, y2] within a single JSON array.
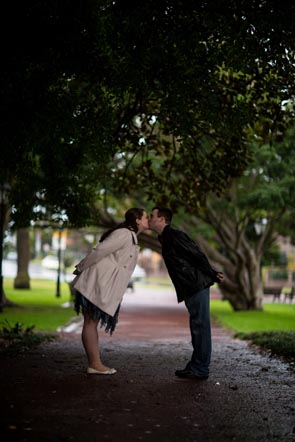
[[263, 286, 282, 302], [263, 286, 294, 303], [282, 287, 294, 304]]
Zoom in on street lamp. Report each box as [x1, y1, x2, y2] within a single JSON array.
[[254, 218, 267, 236], [0, 182, 11, 313], [56, 228, 62, 298]]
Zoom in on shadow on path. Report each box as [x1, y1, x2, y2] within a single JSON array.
[[1, 287, 294, 442]]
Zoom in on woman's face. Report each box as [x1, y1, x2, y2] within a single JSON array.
[[136, 211, 150, 232]]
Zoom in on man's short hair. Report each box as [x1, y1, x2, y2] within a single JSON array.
[[152, 206, 173, 224]]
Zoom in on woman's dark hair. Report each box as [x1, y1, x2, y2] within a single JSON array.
[[100, 208, 146, 242]]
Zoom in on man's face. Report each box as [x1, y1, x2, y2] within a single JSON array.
[[136, 211, 150, 232], [149, 209, 164, 232]]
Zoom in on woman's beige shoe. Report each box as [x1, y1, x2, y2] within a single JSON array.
[[86, 367, 117, 375]]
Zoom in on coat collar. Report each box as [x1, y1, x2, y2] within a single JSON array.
[[131, 230, 139, 245], [158, 224, 171, 243]]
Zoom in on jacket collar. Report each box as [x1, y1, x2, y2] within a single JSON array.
[[131, 230, 139, 245], [158, 224, 171, 243]]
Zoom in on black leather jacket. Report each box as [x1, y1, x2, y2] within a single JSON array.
[[159, 225, 220, 302]]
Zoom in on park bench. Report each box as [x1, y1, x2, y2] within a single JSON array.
[[263, 286, 282, 302], [263, 286, 294, 303], [282, 287, 294, 303]]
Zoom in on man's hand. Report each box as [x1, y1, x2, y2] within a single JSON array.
[[73, 267, 81, 276], [216, 272, 224, 282]]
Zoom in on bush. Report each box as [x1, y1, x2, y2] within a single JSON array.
[[0, 320, 56, 356], [235, 331, 295, 363]]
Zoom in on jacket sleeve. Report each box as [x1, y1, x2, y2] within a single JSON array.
[[173, 231, 219, 280], [74, 229, 131, 273]]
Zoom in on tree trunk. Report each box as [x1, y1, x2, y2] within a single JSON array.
[[197, 234, 264, 311], [1, 205, 17, 306], [219, 271, 264, 311], [14, 228, 31, 289], [138, 231, 162, 253], [140, 228, 265, 310]]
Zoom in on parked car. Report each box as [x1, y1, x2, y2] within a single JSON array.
[[131, 265, 146, 281], [6, 251, 17, 260], [41, 255, 59, 270], [127, 265, 146, 292]]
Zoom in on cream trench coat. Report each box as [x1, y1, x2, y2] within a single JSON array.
[[73, 228, 139, 316]]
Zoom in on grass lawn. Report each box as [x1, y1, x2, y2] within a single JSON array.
[[1, 279, 76, 332], [211, 300, 295, 362], [2, 278, 294, 334], [210, 300, 295, 333]]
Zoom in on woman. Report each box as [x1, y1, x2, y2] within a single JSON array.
[[73, 208, 149, 375]]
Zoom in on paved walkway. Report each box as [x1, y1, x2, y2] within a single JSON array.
[[1, 286, 294, 442]]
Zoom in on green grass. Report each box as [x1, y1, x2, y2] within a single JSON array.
[[5, 281, 294, 334], [211, 300, 295, 362], [1, 279, 76, 332], [210, 300, 295, 332]]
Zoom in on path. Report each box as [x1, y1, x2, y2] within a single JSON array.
[[1, 286, 294, 442]]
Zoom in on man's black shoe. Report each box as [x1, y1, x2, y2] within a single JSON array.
[[175, 369, 208, 380], [175, 368, 191, 376]]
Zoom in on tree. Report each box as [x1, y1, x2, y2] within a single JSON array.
[[100, 0, 295, 202], [4, 1, 294, 224], [109, 124, 295, 311], [14, 229, 31, 289], [102, 1, 295, 310], [1, 0, 115, 293], [1, 0, 122, 230], [2, 1, 295, 301], [198, 126, 295, 310]]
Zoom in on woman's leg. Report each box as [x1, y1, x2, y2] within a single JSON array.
[[81, 313, 111, 371]]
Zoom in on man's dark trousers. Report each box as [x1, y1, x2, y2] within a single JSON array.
[[184, 287, 211, 377]]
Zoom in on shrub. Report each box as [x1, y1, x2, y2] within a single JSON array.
[[235, 331, 295, 363]]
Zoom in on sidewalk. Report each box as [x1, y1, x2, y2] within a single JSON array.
[[1, 286, 294, 442]]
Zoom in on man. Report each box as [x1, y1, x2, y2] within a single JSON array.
[[149, 207, 224, 380]]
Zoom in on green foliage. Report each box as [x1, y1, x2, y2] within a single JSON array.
[[0, 319, 56, 356], [235, 331, 295, 362], [270, 270, 289, 280], [106, 1, 295, 206], [261, 244, 282, 267], [1, 319, 35, 336], [1, 0, 115, 228], [207, 124, 295, 236], [2, 0, 295, 232]]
